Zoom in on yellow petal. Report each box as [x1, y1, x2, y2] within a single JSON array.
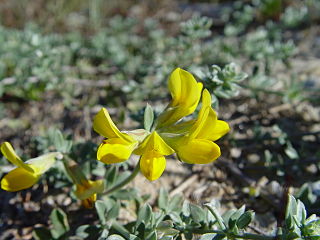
[[157, 68, 203, 127], [81, 194, 97, 209], [26, 152, 60, 175], [168, 68, 182, 106], [1, 167, 40, 192], [134, 131, 174, 156], [97, 138, 136, 164], [1, 142, 33, 173], [200, 89, 212, 108], [140, 151, 166, 181], [169, 68, 202, 108], [189, 89, 229, 141], [176, 139, 221, 164], [197, 120, 230, 141], [93, 108, 132, 142], [75, 179, 104, 200], [189, 107, 210, 140]]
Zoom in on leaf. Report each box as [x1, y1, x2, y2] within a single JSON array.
[[107, 235, 126, 240], [230, 205, 245, 220], [112, 188, 138, 200], [157, 220, 174, 230], [33, 227, 52, 240], [190, 203, 206, 223], [158, 188, 169, 212], [51, 129, 72, 153], [136, 204, 153, 228], [95, 200, 107, 225], [286, 195, 298, 229], [159, 236, 174, 240], [111, 221, 134, 239], [105, 165, 118, 185], [99, 229, 109, 239], [168, 194, 183, 213], [75, 225, 101, 239], [145, 231, 157, 240], [200, 234, 223, 240], [50, 208, 70, 239], [182, 201, 191, 217], [144, 103, 154, 131], [236, 211, 255, 229], [169, 212, 183, 225], [106, 200, 120, 220], [296, 199, 307, 224], [285, 143, 299, 159], [156, 220, 179, 236]]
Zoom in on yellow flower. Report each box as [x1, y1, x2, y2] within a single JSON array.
[[134, 131, 174, 181], [161, 89, 230, 164], [0, 142, 60, 192], [93, 68, 229, 181], [93, 108, 140, 164], [74, 179, 104, 209]]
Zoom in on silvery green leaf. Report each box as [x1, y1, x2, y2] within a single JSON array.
[[228, 205, 246, 229], [236, 211, 255, 229], [190, 203, 206, 223], [106, 200, 120, 220], [158, 188, 169, 212], [285, 143, 299, 159], [169, 212, 183, 225], [159, 236, 174, 240], [168, 194, 183, 213], [144, 103, 154, 131], [156, 220, 179, 236], [200, 233, 226, 240], [222, 209, 236, 223], [50, 208, 70, 239], [296, 200, 307, 224], [136, 204, 153, 228], [199, 234, 217, 240], [145, 231, 157, 240], [157, 220, 174, 230], [182, 201, 191, 217], [76, 224, 101, 239], [285, 195, 298, 229], [95, 200, 107, 225], [107, 235, 126, 240], [99, 229, 109, 239], [112, 188, 138, 201]]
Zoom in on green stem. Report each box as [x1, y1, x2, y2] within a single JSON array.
[[104, 160, 141, 195], [204, 204, 226, 230], [235, 233, 277, 240]]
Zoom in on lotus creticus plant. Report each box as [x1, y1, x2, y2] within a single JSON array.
[[0, 142, 60, 192], [93, 68, 230, 181]]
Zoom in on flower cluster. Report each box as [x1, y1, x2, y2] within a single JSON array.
[[0, 142, 60, 192], [0, 142, 103, 208], [93, 68, 229, 181]]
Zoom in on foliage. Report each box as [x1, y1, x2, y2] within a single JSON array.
[[1, 0, 320, 239], [32, 191, 320, 240]]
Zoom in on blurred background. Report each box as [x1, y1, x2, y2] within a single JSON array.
[[0, 0, 320, 239]]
